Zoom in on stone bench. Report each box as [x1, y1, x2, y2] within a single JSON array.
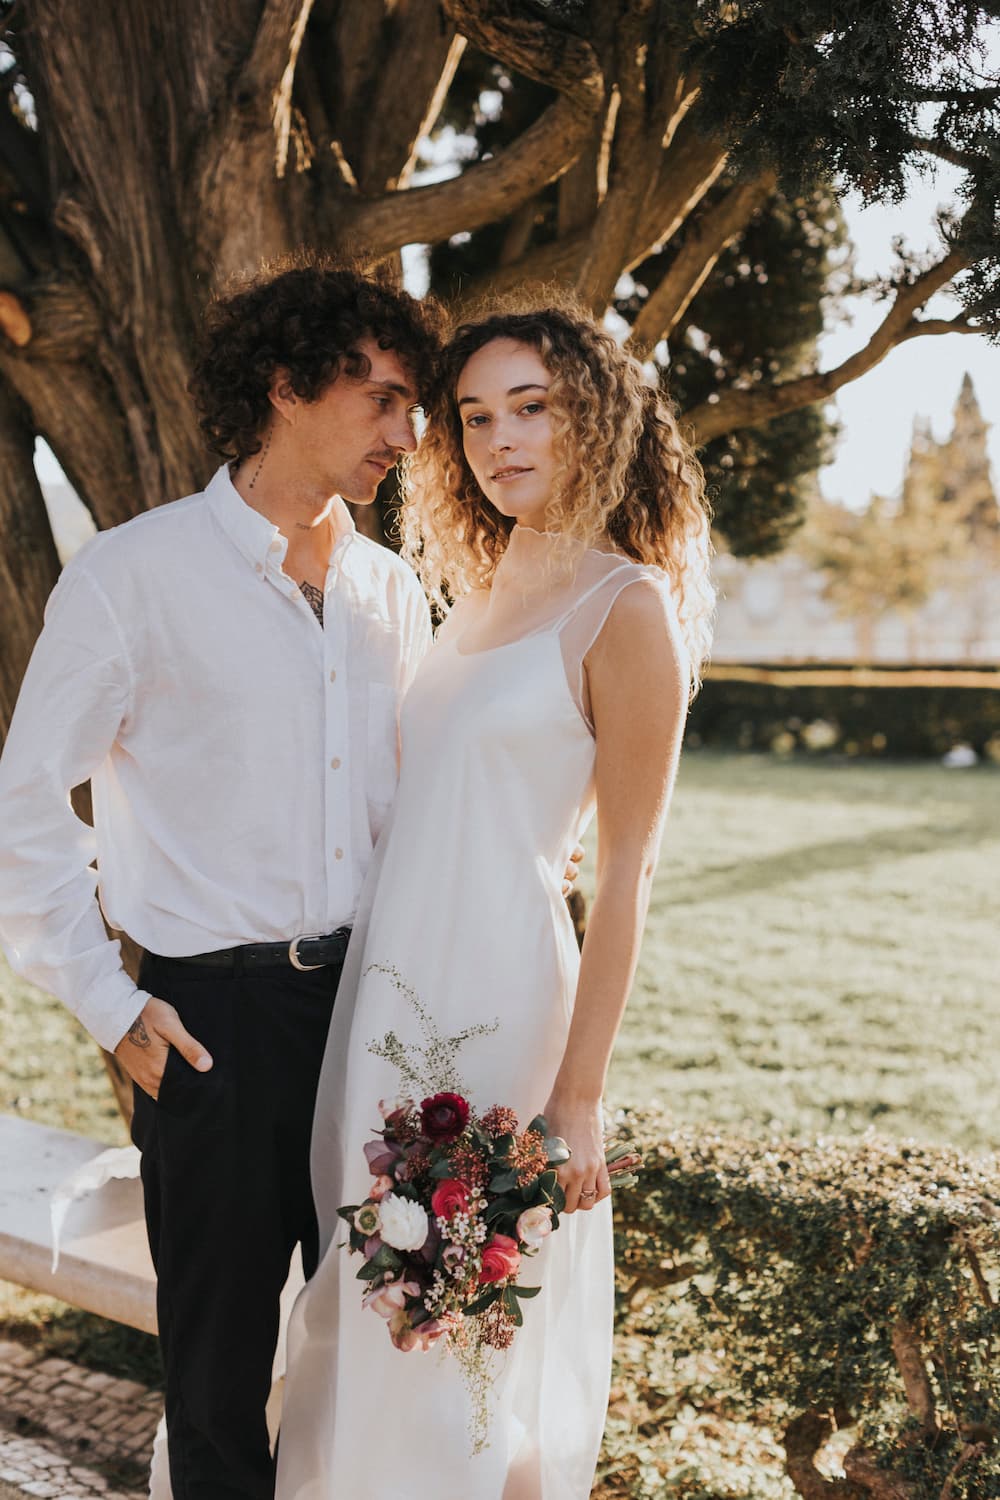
[[0, 1113, 156, 1335]]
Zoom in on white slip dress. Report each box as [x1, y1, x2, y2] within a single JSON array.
[[275, 527, 674, 1500]]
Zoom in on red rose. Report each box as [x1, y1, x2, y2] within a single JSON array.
[[431, 1178, 470, 1221], [420, 1092, 469, 1144], [478, 1233, 522, 1285]]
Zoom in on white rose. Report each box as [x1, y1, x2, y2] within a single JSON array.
[[378, 1193, 430, 1253], [516, 1205, 554, 1248]]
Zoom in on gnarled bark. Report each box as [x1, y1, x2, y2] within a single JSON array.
[[0, 379, 60, 726]]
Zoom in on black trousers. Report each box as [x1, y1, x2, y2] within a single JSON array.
[[131, 949, 343, 1500]]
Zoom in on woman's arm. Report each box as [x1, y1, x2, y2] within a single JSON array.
[[545, 577, 689, 1213]]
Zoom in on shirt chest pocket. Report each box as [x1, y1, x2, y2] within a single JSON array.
[[366, 682, 400, 821]]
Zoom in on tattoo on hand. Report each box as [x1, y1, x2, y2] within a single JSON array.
[[127, 1016, 152, 1049]]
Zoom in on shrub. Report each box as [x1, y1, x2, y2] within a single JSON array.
[[609, 1111, 1000, 1499], [687, 675, 1000, 758]]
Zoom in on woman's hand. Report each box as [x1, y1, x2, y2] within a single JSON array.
[[543, 1094, 611, 1214]]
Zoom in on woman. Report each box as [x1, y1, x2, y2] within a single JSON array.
[[276, 300, 714, 1500]]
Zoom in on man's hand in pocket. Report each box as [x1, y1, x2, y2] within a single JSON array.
[[114, 997, 213, 1099]]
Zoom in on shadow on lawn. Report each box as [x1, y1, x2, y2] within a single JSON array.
[[661, 813, 996, 906]]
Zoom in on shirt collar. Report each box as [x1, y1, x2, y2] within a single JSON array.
[[205, 464, 358, 575]]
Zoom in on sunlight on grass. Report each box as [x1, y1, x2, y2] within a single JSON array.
[[603, 751, 1000, 1154]]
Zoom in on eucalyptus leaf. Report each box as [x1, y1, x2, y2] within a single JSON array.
[[490, 1169, 520, 1193], [463, 1286, 501, 1317]]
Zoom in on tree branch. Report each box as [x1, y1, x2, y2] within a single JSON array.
[[460, 116, 727, 307], [910, 135, 987, 172], [898, 315, 981, 338], [240, 0, 314, 110], [356, 19, 465, 193], [339, 90, 596, 261], [891, 1319, 939, 1439], [842, 1445, 919, 1500], [627, 119, 730, 268], [238, 0, 316, 176], [782, 1411, 859, 1500], [577, 0, 657, 310], [903, 86, 1000, 104], [0, 301, 152, 532], [442, 0, 602, 106], [556, 106, 612, 238], [628, 169, 777, 355], [939, 1442, 989, 1500], [684, 246, 972, 444]]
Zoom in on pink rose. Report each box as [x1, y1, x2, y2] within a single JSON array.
[[369, 1174, 394, 1202], [478, 1233, 522, 1285], [363, 1278, 420, 1320], [420, 1092, 470, 1145], [431, 1178, 470, 1221], [516, 1205, 554, 1248], [411, 1312, 461, 1351]]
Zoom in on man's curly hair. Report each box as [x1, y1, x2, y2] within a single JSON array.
[[189, 253, 445, 465]]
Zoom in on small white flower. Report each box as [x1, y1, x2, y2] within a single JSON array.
[[378, 1193, 430, 1252]]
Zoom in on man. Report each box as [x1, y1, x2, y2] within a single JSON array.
[[0, 258, 442, 1499]]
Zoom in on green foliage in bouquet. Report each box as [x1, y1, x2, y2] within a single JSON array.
[[609, 1109, 1000, 1500]]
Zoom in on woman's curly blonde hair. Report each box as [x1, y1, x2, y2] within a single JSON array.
[[401, 296, 715, 685]]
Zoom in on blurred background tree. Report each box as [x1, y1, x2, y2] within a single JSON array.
[[802, 372, 1000, 658]]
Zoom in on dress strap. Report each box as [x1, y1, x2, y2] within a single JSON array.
[[548, 558, 644, 635]]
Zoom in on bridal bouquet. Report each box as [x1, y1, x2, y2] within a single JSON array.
[[338, 1091, 641, 1357]]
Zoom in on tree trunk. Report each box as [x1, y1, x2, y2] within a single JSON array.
[[0, 379, 60, 724]]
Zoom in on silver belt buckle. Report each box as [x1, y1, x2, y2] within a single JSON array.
[[288, 933, 326, 971]]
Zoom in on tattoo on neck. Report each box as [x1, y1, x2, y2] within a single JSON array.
[[127, 1015, 152, 1049], [300, 580, 324, 627], [247, 428, 272, 490]]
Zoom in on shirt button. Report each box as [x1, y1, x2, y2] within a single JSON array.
[[255, 563, 263, 575], [335, 847, 344, 861], [330, 757, 341, 770], [329, 669, 337, 683]]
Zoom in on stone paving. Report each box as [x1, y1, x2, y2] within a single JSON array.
[[0, 1339, 156, 1498]]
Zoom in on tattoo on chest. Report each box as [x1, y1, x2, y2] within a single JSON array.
[[127, 1016, 152, 1049], [300, 581, 324, 627]]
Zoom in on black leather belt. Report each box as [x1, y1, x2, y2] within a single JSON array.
[[165, 927, 352, 973]]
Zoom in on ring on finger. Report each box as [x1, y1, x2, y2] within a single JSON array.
[[579, 1188, 598, 1199]]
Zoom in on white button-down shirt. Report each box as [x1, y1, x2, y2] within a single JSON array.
[[0, 466, 431, 1052]]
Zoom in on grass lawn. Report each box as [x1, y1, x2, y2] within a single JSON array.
[[607, 750, 1000, 1156], [1, 749, 998, 1490]]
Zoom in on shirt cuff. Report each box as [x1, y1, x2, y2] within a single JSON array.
[[79, 968, 150, 1054]]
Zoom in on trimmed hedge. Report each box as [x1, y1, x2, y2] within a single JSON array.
[[688, 676, 1000, 758], [609, 1110, 1000, 1499]]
